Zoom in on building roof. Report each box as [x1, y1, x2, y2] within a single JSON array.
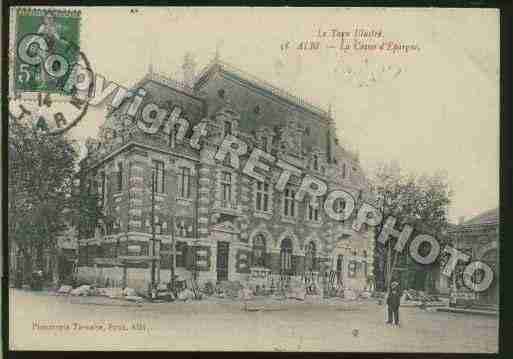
[[194, 59, 331, 120], [462, 208, 499, 226]]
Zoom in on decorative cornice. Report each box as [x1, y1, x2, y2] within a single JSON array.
[[83, 141, 200, 171], [142, 72, 205, 100]]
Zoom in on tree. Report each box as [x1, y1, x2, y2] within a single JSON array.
[[69, 171, 103, 240], [370, 161, 452, 292], [8, 117, 77, 279]]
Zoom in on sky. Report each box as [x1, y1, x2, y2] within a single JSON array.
[[39, 7, 498, 224]]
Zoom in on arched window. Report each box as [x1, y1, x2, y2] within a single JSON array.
[[280, 238, 293, 274], [252, 234, 267, 267], [305, 241, 316, 272]]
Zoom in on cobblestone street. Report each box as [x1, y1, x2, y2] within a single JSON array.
[[9, 289, 498, 352]]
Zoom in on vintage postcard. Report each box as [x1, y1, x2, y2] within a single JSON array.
[[7, 6, 499, 352]]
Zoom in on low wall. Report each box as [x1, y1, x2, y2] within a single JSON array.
[[77, 265, 369, 294]]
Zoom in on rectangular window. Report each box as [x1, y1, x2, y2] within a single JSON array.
[[256, 181, 271, 212], [221, 172, 232, 202], [116, 163, 123, 191], [177, 167, 191, 198], [307, 200, 320, 221], [284, 187, 296, 217], [152, 160, 165, 194]]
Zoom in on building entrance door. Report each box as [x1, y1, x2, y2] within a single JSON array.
[[217, 242, 229, 282]]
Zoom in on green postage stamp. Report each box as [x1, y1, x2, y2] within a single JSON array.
[[10, 7, 81, 97]]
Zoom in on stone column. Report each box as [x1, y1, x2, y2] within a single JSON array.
[[127, 156, 146, 232], [238, 176, 252, 242], [198, 144, 216, 238]]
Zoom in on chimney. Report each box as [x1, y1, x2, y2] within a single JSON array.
[[458, 216, 465, 225], [182, 52, 196, 88]]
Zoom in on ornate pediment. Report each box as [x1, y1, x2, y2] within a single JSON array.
[[276, 115, 306, 158]]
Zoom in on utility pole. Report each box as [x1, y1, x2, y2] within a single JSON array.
[[170, 214, 176, 294], [386, 239, 392, 290], [381, 191, 397, 292], [151, 171, 156, 291]]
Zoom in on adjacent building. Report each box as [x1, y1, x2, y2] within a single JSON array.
[[76, 55, 376, 293], [448, 208, 499, 307]]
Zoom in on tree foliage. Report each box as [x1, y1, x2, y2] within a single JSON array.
[[8, 118, 77, 267], [370, 161, 452, 291]]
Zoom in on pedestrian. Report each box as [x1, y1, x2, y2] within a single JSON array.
[[386, 281, 402, 327], [240, 284, 253, 311]]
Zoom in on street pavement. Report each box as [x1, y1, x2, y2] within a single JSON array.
[[9, 289, 498, 352]]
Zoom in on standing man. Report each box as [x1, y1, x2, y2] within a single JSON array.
[[386, 281, 402, 327]]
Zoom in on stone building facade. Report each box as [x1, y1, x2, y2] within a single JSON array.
[[76, 57, 375, 293]]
